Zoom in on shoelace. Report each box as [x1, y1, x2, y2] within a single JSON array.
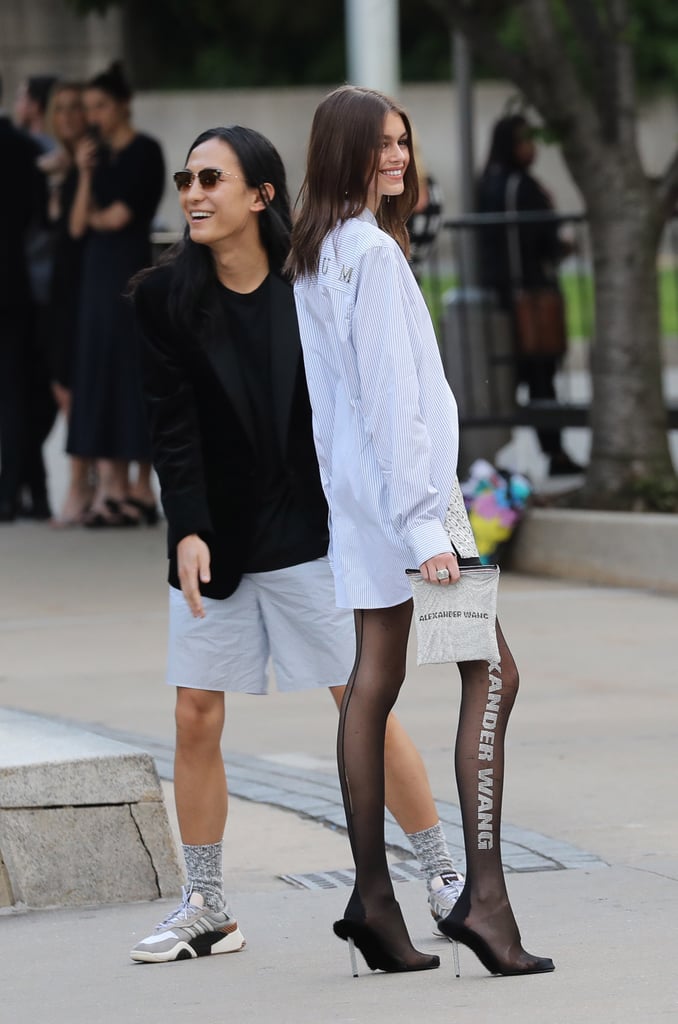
[[155, 886, 198, 930]]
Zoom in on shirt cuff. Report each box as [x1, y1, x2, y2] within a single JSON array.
[[407, 519, 453, 568]]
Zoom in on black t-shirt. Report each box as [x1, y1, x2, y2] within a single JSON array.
[[218, 276, 327, 572]]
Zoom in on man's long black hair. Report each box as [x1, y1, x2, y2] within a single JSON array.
[[140, 125, 292, 333]]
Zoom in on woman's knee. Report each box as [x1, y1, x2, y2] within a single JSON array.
[[498, 653, 519, 705], [175, 687, 224, 748], [496, 621, 519, 701]]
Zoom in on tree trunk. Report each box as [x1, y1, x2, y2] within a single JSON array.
[[582, 185, 674, 507]]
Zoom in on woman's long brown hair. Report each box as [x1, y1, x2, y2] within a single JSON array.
[[286, 85, 419, 280]]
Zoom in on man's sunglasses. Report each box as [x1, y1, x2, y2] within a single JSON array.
[[173, 167, 239, 192]]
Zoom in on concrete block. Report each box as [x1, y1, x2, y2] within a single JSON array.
[[0, 851, 13, 908], [130, 802, 184, 898], [507, 508, 678, 594], [0, 709, 160, 806], [0, 805, 163, 907], [0, 709, 183, 909]]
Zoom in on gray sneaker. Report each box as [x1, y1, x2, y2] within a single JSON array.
[[428, 872, 465, 927], [130, 886, 246, 963]]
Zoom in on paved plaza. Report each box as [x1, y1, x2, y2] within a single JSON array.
[[0, 512, 677, 1022]]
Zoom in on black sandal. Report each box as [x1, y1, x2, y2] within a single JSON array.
[[122, 497, 159, 526], [83, 499, 140, 529]]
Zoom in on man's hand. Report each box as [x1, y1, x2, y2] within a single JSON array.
[[177, 534, 211, 618]]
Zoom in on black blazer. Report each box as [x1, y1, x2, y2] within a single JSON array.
[[134, 264, 329, 598]]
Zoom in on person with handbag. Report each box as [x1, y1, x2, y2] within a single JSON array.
[[288, 85, 554, 979], [128, 124, 464, 964], [477, 113, 584, 476]]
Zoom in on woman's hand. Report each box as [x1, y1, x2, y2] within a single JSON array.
[[177, 534, 211, 618], [420, 550, 460, 586], [73, 136, 98, 173]]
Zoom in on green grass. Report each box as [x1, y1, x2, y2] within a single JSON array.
[[419, 269, 678, 341]]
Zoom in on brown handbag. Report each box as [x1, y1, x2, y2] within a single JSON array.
[[512, 287, 567, 358]]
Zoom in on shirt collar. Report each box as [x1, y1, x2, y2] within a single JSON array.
[[357, 207, 378, 226]]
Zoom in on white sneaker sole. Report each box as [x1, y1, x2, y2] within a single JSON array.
[[130, 927, 246, 963]]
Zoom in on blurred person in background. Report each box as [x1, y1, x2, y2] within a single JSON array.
[[67, 62, 165, 527], [41, 82, 95, 526], [477, 114, 584, 477], [0, 74, 46, 522], [14, 73, 60, 518], [14, 74, 58, 152], [406, 135, 444, 280]]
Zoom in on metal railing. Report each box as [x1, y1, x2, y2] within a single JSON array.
[[414, 211, 678, 459]]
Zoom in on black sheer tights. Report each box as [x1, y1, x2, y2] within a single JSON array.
[[445, 620, 553, 973], [337, 607, 551, 975], [337, 602, 436, 970]]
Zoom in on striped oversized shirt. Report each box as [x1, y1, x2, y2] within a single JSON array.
[[293, 209, 460, 609]]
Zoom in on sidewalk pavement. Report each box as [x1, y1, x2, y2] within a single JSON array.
[[0, 521, 677, 1023]]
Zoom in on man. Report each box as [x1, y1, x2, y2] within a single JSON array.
[[0, 75, 46, 522], [13, 73, 59, 519]]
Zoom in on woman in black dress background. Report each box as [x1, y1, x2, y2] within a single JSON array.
[[477, 115, 583, 477], [67, 62, 165, 526], [40, 81, 93, 525]]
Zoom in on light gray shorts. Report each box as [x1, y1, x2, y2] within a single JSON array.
[[166, 556, 356, 694]]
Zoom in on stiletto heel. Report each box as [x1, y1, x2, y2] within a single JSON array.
[[347, 936, 359, 977], [451, 939, 460, 978], [333, 917, 440, 975]]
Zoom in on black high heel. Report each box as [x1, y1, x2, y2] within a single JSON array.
[[333, 918, 440, 977], [122, 497, 160, 525], [83, 499, 140, 529], [438, 909, 554, 978]]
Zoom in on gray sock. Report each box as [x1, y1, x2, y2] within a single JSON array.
[[405, 821, 459, 893], [182, 842, 225, 911]]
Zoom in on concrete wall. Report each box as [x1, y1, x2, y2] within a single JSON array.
[[0, 0, 123, 101], [131, 83, 678, 235], [1, 0, 676, 233]]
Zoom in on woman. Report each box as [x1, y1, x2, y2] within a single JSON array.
[[67, 62, 164, 526], [477, 114, 583, 476], [129, 125, 463, 964], [289, 86, 554, 978], [39, 82, 93, 525]]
